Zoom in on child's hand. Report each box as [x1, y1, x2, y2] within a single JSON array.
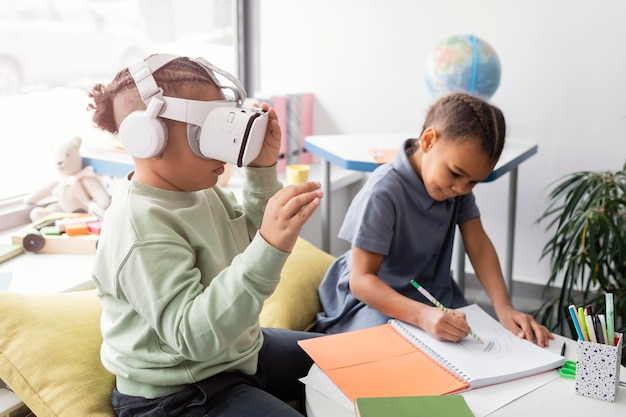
[[260, 181, 323, 252], [497, 308, 554, 347], [419, 306, 473, 342], [248, 103, 281, 168]]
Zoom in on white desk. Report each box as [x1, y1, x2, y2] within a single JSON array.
[[304, 134, 538, 294], [0, 228, 95, 294], [304, 333, 626, 417]]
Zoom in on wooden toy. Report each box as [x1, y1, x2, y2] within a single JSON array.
[[12, 213, 100, 254]]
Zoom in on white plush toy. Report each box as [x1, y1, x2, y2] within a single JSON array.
[[24, 136, 111, 222]]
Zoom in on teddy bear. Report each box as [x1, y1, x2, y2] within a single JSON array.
[[24, 136, 111, 222]]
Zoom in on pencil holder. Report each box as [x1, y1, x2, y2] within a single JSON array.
[[575, 332, 623, 402]]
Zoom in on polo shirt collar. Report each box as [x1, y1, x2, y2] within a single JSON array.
[[391, 139, 437, 210]]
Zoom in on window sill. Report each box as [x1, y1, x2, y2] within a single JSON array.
[[0, 198, 31, 232]]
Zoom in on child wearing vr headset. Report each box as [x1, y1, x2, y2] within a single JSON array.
[[88, 54, 324, 416]]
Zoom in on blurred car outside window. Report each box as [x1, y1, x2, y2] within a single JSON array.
[[0, 0, 239, 211]]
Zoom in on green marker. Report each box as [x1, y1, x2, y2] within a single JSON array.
[[606, 292, 615, 345], [578, 306, 589, 341], [410, 280, 483, 343]]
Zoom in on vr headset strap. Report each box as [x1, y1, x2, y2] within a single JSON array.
[[129, 54, 245, 111]]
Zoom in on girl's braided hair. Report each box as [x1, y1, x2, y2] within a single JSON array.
[[421, 92, 506, 163], [87, 56, 217, 134]]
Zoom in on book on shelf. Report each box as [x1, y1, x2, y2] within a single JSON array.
[[286, 92, 314, 165], [298, 304, 564, 402], [253, 92, 314, 171], [355, 395, 475, 417], [81, 138, 134, 178], [298, 92, 313, 164], [254, 94, 288, 173]]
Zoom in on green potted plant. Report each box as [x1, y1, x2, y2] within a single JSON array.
[[534, 162, 625, 352]]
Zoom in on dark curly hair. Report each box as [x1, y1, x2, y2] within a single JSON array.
[[87, 56, 218, 134], [421, 92, 506, 163]]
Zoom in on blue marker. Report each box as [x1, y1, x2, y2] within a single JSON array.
[[567, 304, 585, 341]]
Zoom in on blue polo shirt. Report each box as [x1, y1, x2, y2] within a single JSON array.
[[315, 139, 480, 334]]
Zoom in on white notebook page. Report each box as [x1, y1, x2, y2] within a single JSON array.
[[389, 304, 564, 387]]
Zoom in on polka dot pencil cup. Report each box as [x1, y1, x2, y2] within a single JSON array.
[[575, 332, 623, 402]]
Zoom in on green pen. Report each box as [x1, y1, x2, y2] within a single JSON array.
[[606, 293, 615, 346], [410, 280, 483, 343], [578, 306, 589, 341]]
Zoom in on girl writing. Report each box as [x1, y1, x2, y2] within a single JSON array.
[[315, 93, 553, 347]]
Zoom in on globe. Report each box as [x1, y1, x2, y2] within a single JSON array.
[[424, 34, 501, 100]]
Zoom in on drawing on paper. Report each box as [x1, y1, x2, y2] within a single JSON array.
[[457, 325, 514, 359]]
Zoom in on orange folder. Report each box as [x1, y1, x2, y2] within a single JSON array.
[[298, 324, 468, 402]]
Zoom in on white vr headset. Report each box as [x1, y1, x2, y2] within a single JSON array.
[[118, 54, 268, 167]]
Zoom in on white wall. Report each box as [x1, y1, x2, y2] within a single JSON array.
[[257, 0, 626, 286]]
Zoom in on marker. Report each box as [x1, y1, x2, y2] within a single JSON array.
[[606, 293, 615, 346], [578, 307, 589, 341], [410, 279, 483, 343], [598, 314, 608, 345], [585, 306, 598, 343], [567, 304, 585, 341], [592, 314, 604, 344]]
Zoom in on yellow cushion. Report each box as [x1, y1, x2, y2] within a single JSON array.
[[259, 237, 335, 330], [0, 238, 333, 416], [0, 290, 115, 417]]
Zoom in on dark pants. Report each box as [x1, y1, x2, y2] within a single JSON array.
[[112, 329, 322, 417]]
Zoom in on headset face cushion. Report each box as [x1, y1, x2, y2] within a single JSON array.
[[186, 124, 205, 158], [119, 111, 168, 159]]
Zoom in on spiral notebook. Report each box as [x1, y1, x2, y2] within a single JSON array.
[[298, 304, 564, 402]]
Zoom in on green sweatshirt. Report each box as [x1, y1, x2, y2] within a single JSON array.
[[92, 166, 287, 399]]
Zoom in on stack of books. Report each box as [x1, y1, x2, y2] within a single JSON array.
[[253, 92, 314, 172]]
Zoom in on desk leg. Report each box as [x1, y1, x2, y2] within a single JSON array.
[[454, 234, 465, 293], [504, 167, 518, 296], [320, 158, 331, 253]]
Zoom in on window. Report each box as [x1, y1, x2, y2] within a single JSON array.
[[0, 0, 244, 228]]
